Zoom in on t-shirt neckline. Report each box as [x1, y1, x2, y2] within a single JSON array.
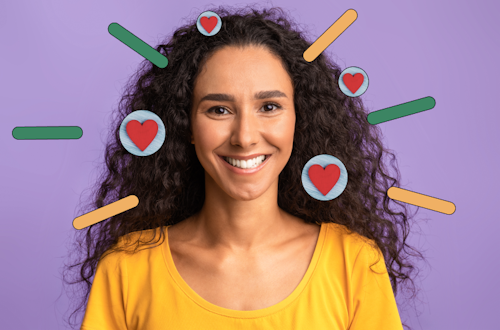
[[161, 221, 327, 319]]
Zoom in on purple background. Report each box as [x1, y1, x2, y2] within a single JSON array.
[[1, 0, 498, 329]]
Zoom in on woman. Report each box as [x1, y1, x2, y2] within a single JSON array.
[[65, 5, 424, 330]]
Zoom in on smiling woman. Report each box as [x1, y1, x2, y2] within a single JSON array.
[[63, 4, 425, 330]]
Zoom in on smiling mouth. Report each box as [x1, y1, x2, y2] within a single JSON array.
[[221, 155, 269, 169]]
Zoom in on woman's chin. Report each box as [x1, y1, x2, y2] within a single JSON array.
[[226, 186, 267, 202]]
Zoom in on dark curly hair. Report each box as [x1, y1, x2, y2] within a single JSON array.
[[62, 4, 427, 329]]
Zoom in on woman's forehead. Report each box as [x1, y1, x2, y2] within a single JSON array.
[[194, 46, 293, 95]]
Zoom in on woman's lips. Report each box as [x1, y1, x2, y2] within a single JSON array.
[[218, 154, 271, 175]]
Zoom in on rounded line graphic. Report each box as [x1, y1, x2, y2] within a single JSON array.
[[12, 126, 83, 140], [367, 96, 436, 125], [387, 187, 455, 215], [303, 9, 358, 62], [108, 22, 168, 68], [73, 195, 139, 230]]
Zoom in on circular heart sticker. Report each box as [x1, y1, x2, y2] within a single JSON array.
[[338, 66, 369, 97], [119, 110, 166, 156], [197, 11, 222, 36], [301, 154, 348, 201]]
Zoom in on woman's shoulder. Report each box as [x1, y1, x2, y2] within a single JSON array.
[[117, 226, 164, 246], [323, 222, 372, 242], [319, 222, 385, 276], [322, 222, 378, 256], [100, 227, 166, 262]]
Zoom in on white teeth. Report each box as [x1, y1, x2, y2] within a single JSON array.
[[224, 155, 266, 169]]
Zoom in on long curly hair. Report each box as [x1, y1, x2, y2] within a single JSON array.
[[62, 4, 426, 329]]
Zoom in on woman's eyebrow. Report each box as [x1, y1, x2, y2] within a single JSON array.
[[199, 90, 288, 103]]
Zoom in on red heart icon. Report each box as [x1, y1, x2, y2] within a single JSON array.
[[308, 164, 341, 196], [126, 119, 158, 151], [200, 16, 218, 33], [342, 73, 364, 94]]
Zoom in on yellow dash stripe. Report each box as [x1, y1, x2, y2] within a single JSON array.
[[73, 195, 139, 230], [303, 9, 358, 62], [387, 187, 455, 215]]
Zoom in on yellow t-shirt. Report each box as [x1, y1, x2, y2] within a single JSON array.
[[81, 222, 403, 329]]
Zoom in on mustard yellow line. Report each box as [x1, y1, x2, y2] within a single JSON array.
[[387, 187, 455, 215], [303, 9, 358, 62], [73, 195, 139, 230]]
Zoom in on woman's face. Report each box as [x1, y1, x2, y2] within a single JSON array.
[[191, 45, 295, 201]]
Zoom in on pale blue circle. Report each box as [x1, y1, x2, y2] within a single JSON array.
[[197, 11, 222, 36], [338, 66, 369, 97], [301, 154, 348, 201], [119, 110, 165, 156]]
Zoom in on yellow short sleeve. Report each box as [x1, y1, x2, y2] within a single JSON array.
[[81, 250, 129, 330], [348, 243, 403, 330]]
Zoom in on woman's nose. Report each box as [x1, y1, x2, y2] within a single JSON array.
[[230, 108, 261, 147]]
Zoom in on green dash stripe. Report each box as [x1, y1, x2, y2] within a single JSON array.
[[108, 23, 168, 69], [12, 126, 83, 140], [367, 96, 436, 125]]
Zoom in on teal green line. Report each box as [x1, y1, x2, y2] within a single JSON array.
[[108, 23, 168, 69], [12, 126, 83, 140], [367, 96, 436, 125]]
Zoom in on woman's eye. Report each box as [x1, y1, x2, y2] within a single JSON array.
[[207, 103, 282, 116], [208, 107, 229, 115], [263, 103, 281, 112]]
